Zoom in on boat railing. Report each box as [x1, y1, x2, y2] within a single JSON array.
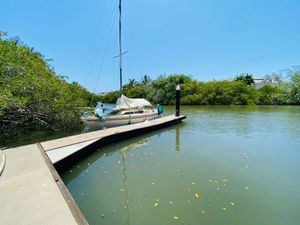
[[75, 107, 95, 116]]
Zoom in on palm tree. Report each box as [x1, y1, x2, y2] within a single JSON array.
[[128, 79, 137, 87], [141, 75, 151, 85]]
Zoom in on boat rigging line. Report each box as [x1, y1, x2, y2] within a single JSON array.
[[75, 5, 117, 107], [88, 6, 119, 108]]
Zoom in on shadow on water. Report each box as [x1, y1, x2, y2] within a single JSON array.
[[61, 121, 185, 183]]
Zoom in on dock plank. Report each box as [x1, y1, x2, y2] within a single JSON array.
[[42, 115, 185, 151], [0, 144, 78, 225]]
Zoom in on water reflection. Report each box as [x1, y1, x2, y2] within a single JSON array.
[[62, 138, 149, 186], [120, 151, 130, 225], [175, 126, 180, 153], [118, 139, 149, 225]]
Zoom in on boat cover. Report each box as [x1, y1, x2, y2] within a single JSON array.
[[116, 95, 152, 109]]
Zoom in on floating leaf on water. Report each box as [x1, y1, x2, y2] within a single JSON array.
[[217, 187, 220, 191], [151, 182, 155, 185], [223, 179, 229, 182], [187, 188, 191, 192], [209, 179, 213, 183], [156, 199, 160, 202], [201, 210, 205, 214], [120, 189, 125, 192], [245, 186, 249, 190], [195, 192, 200, 199], [192, 182, 196, 185], [173, 216, 179, 220], [154, 202, 159, 207], [222, 207, 227, 211], [118, 161, 121, 164], [170, 201, 173, 205], [101, 214, 105, 218], [214, 180, 218, 184], [230, 202, 235, 206], [187, 200, 191, 203]]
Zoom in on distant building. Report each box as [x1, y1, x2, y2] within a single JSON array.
[[252, 77, 280, 89], [97, 92, 107, 96]]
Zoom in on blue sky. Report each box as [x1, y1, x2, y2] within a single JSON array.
[[1, 0, 300, 92]]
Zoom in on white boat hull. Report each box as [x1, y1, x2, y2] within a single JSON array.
[[81, 111, 160, 128], [80, 116, 102, 128]]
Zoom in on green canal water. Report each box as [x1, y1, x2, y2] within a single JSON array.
[[60, 106, 300, 225]]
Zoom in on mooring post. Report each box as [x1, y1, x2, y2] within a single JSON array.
[[176, 84, 180, 117]]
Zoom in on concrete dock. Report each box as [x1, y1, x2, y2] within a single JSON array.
[[0, 144, 87, 225], [0, 115, 186, 225], [43, 115, 186, 170]]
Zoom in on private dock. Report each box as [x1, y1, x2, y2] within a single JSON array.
[[0, 115, 186, 225]]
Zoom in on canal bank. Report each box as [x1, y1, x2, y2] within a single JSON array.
[[0, 115, 186, 225]]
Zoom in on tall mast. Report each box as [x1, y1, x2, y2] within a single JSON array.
[[119, 0, 123, 95]]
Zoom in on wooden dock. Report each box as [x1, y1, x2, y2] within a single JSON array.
[[0, 115, 186, 225]]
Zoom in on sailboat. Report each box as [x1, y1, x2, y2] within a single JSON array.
[[81, 0, 163, 128]]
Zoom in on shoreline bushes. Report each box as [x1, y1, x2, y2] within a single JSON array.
[[1, 34, 299, 141]]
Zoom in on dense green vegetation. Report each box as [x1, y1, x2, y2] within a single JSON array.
[[100, 71, 300, 106], [0, 35, 99, 140], [1, 34, 299, 144]]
